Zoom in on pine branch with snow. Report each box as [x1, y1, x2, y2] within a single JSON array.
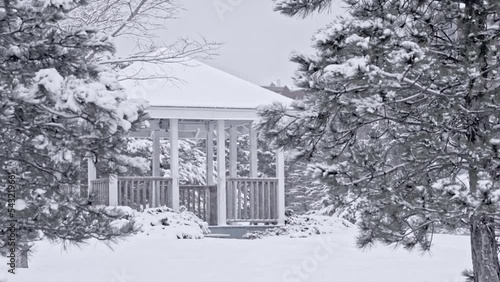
[[273, 0, 332, 17], [261, 1, 500, 281], [0, 0, 149, 268]]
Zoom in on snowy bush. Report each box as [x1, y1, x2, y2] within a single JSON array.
[[110, 206, 210, 239], [243, 213, 353, 239]]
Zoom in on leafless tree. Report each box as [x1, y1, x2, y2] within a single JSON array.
[[64, 0, 219, 71]]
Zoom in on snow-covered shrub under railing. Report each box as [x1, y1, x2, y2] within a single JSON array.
[[243, 213, 353, 239], [109, 206, 210, 239]]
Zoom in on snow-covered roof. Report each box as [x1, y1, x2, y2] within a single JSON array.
[[120, 60, 293, 110]]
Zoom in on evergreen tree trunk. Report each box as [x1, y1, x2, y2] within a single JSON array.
[[469, 170, 500, 282], [15, 250, 28, 268], [470, 215, 500, 282]]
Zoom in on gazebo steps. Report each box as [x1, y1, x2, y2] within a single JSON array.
[[204, 233, 231, 239], [208, 225, 282, 239]]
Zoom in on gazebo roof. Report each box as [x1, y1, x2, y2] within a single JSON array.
[[120, 60, 293, 120]]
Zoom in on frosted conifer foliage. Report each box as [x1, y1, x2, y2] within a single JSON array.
[[0, 0, 148, 267], [260, 1, 500, 281]]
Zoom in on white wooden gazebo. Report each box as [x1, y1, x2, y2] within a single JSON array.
[[87, 60, 293, 226]]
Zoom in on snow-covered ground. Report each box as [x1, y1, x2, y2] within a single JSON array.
[[14, 226, 471, 282]]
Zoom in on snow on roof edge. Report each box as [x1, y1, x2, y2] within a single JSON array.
[[120, 59, 294, 110]]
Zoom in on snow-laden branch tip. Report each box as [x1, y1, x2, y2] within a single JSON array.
[[371, 66, 442, 97]]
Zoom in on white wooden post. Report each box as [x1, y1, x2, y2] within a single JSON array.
[[216, 120, 227, 226], [229, 124, 238, 222], [152, 130, 160, 207], [108, 174, 118, 206], [249, 122, 258, 178], [169, 119, 180, 211], [87, 158, 96, 198], [206, 122, 215, 186], [229, 124, 238, 178], [276, 149, 286, 225], [74, 159, 81, 196], [152, 130, 161, 177]]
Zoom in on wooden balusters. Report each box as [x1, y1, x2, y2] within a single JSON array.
[[104, 177, 172, 211], [179, 185, 216, 222], [90, 178, 109, 205], [225, 178, 279, 224], [92, 176, 280, 225]]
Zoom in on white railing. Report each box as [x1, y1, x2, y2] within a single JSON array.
[[117, 177, 172, 210], [90, 176, 281, 225], [90, 178, 109, 205], [59, 184, 79, 195], [179, 185, 217, 224], [226, 178, 279, 224], [90, 177, 172, 210]]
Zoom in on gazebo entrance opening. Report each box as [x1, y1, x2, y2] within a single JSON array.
[[88, 118, 285, 226]]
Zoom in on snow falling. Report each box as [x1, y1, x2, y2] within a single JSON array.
[[2, 0, 500, 282]]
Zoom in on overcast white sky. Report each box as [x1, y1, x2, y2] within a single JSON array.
[[153, 1, 344, 87]]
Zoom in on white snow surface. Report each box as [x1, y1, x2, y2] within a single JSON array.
[[119, 60, 293, 109], [15, 225, 471, 282], [34, 68, 64, 94], [41, 0, 76, 10], [323, 57, 370, 78], [14, 199, 27, 211]]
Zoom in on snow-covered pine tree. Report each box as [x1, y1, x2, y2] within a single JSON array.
[[235, 133, 332, 215], [231, 135, 276, 178], [0, 0, 148, 268], [126, 138, 212, 185], [126, 135, 277, 184], [259, 0, 500, 281], [286, 159, 330, 214]]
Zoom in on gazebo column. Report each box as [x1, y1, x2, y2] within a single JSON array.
[[228, 124, 238, 223], [249, 122, 258, 177], [108, 174, 118, 206], [87, 158, 96, 198], [229, 124, 238, 177], [169, 119, 180, 211], [276, 149, 286, 225], [152, 130, 161, 177], [206, 122, 217, 225], [206, 122, 215, 186], [216, 120, 227, 226], [151, 130, 161, 207]]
